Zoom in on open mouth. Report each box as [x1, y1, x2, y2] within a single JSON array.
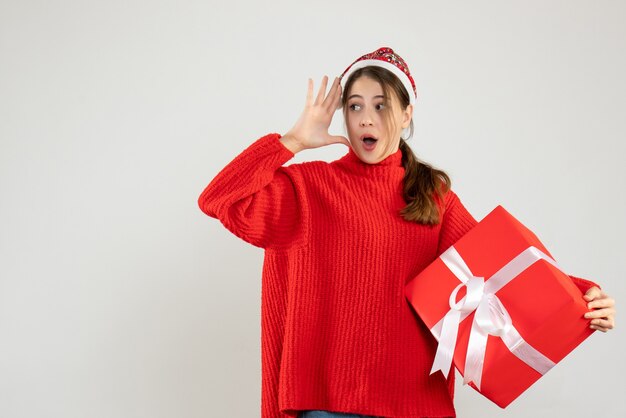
[[360, 134, 378, 151]]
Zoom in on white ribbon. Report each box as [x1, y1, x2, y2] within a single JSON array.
[[429, 245, 558, 390]]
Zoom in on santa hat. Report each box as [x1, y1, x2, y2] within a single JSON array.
[[339, 47, 417, 106]]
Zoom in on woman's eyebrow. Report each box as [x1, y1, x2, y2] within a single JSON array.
[[347, 94, 385, 100]]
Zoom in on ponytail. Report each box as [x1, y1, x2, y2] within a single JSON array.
[[398, 139, 450, 226]]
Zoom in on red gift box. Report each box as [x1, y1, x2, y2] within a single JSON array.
[[405, 205, 594, 408]]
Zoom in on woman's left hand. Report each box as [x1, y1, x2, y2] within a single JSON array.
[[583, 286, 616, 332]]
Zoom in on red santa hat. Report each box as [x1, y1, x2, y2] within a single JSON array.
[[339, 46, 417, 106]]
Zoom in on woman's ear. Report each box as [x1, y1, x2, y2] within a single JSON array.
[[402, 104, 414, 128]]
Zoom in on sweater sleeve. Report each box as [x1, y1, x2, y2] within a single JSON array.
[[198, 133, 307, 250], [568, 275, 599, 294], [436, 190, 479, 257]]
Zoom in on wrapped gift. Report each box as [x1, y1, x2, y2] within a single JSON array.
[[405, 205, 595, 408]]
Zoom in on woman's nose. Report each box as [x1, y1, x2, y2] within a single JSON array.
[[359, 118, 373, 127]]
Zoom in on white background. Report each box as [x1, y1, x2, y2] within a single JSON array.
[[1, 1, 624, 417]]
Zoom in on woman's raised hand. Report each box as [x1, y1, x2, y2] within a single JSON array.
[[280, 76, 350, 154]]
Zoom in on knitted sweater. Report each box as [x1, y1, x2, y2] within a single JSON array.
[[198, 133, 597, 418]]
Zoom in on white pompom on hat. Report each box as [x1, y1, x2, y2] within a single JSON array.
[[339, 46, 417, 106]]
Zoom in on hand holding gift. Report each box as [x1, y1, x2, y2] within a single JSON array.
[[405, 205, 616, 408], [584, 287, 616, 332]]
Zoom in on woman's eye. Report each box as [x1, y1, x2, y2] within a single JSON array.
[[349, 103, 384, 111]]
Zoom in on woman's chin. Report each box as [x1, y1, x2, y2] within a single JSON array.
[[354, 147, 382, 164]]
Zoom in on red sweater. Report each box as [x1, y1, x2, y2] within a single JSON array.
[[198, 133, 596, 418]]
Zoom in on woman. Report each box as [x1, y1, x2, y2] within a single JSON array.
[[198, 47, 615, 418]]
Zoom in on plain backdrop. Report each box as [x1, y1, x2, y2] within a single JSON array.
[[1, 1, 624, 417]]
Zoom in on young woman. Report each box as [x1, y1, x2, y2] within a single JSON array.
[[198, 47, 615, 418]]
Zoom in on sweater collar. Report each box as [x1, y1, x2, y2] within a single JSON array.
[[337, 146, 404, 168], [333, 146, 405, 180]]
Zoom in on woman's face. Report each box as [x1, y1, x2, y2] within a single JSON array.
[[345, 76, 413, 164]]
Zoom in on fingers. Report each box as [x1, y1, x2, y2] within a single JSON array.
[[583, 286, 602, 301], [590, 319, 615, 332], [585, 307, 616, 319], [306, 78, 313, 106], [590, 324, 609, 332], [296, 75, 346, 150], [587, 297, 615, 310], [323, 77, 341, 111], [590, 318, 614, 332], [584, 293, 616, 332], [314, 75, 329, 106], [587, 312, 615, 332], [312, 76, 341, 112]]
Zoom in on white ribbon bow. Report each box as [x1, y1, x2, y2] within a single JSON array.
[[430, 246, 558, 389]]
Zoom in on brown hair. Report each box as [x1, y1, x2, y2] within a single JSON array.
[[341, 66, 451, 226]]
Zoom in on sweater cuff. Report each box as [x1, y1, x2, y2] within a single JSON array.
[[569, 275, 599, 295], [244, 132, 294, 165]]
